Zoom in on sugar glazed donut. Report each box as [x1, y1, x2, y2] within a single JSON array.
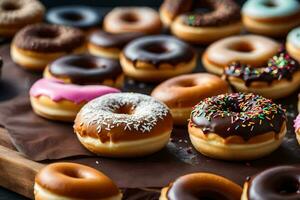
[[11, 23, 85, 71], [151, 73, 230, 125], [242, 0, 300, 37], [88, 30, 144, 59], [294, 114, 300, 145], [188, 93, 287, 160], [162, 0, 242, 44], [286, 27, 300, 63], [34, 162, 122, 200], [46, 6, 101, 31], [202, 35, 279, 75], [0, 0, 45, 37], [103, 7, 162, 34], [224, 48, 300, 99], [30, 78, 120, 122], [120, 35, 196, 82], [160, 172, 243, 200], [44, 54, 124, 88], [241, 165, 300, 200], [74, 93, 173, 157]]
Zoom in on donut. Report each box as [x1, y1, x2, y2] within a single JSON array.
[[160, 172, 243, 200], [286, 27, 300, 63], [34, 162, 122, 200], [161, 0, 242, 44], [74, 93, 173, 157], [44, 54, 124, 88], [188, 93, 287, 160], [241, 165, 300, 200], [294, 114, 300, 145], [159, 0, 193, 27], [0, 0, 45, 37], [30, 78, 120, 122], [120, 35, 196, 82], [88, 30, 144, 59], [103, 7, 162, 34], [202, 35, 280, 75], [224, 48, 300, 99], [11, 23, 85, 71], [46, 6, 101, 31], [151, 73, 230, 125], [242, 0, 300, 37]]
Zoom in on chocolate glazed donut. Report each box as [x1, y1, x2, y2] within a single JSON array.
[[243, 166, 300, 200], [47, 54, 123, 85], [123, 35, 195, 66]]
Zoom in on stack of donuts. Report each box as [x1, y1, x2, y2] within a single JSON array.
[[0, 0, 300, 199]]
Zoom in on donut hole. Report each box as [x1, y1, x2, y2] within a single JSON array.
[[179, 81, 196, 88], [222, 101, 242, 113], [275, 178, 299, 195], [144, 44, 168, 54], [230, 42, 254, 53], [121, 13, 138, 23], [61, 169, 84, 179], [114, 105, 135, 115], [60, 12, 84, 21], [195, 190, 229, 200], [263, 1, 277, 8], [2, 2, 20, 11], [35, 29, 59, 39], [71, 59, 104, 69]]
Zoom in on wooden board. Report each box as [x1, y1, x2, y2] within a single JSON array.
[[0, 128, 43, 199]]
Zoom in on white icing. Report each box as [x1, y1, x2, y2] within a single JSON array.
[[242, 0, 300, 18], [287, 27, 300, 49], [78, 93, 170, 133]]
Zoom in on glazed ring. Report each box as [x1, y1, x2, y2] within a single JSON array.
[[202, 35, 279, 75], [0, 0, 45, 37], [46, 6, 101, 30], [160, 172, 243, 200], [224, 48, 300, 99], [11, 23, 85, 71], [294, 114, 300, 145], [34, 162, 122, 200], [44, 54, 124, 88], [74, 93, 173, 157], [120, 35, 196, 82], [242, 0, 300, 37], [151, 73, 230, 125], [242, 165, 300, 200], [287, 27, 300, 63], [88, 30, 144, 59], [30, 78, 120, 122], [170, 0, 242, 44], [188, 93, 287, 160], [103, 7, 162, 34]]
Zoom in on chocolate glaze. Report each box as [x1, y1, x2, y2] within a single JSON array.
[[123, 35, 195, 66], [161, 0, 193, 20], [48, 54, 123, 85], [225, 49, 300, 87], [182, 0, 241, 27], [190, 93, 286, 141], [166, 174, 235, 200], [89, 30, 145, 49], [13, 23, 85, 53], [247, 166, 300, 200]]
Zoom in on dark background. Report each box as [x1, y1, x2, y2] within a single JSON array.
[[0, 0, 246, 199]]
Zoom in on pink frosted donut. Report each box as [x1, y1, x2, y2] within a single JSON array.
[[30, 78, 120, 122], [294, 114, 300, 145]]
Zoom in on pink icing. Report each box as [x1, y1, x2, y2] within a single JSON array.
[[294, 114, 300, 132], [30, 78, 120, 104]]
